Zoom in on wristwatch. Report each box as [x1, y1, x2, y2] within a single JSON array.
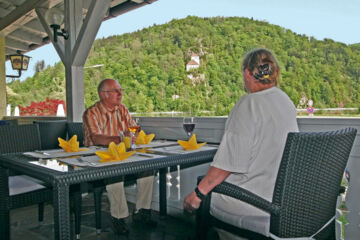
[[194, 187, 206, 201]]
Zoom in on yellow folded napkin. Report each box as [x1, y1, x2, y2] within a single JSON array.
[[95, 142, 135, 162], [58, 135, 88, 152], [135, 130, 155, 145], [177, 134, 206, 151]]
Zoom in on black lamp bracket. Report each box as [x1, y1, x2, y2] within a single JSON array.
[[50, 24, 69, 42], [6, 70, 22, 78]]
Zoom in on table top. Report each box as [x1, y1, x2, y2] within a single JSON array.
[[0, 141, 218, 186]]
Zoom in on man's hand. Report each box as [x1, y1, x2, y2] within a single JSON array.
[[91, 134, 121, 146], [184, 191, 202, 213], [183, 167, 231, 214]]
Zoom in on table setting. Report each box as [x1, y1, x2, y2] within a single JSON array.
[[0, 120, 219, 240], [22, 125, 217, 169]]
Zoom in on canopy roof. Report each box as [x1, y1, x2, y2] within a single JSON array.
[[0, 0, 157, 121], [0, 0, 156, 56]]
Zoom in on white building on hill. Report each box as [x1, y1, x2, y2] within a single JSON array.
[[186, 54, 200, 71]]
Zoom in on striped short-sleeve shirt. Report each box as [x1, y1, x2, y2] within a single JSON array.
[[83, 101, 135, 146]]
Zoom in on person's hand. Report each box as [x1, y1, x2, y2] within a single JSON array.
[[184, 192, 202, 214]]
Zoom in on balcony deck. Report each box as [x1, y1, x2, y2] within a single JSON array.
[[4, 116, 360, 239], [10, 193, 219, 240]]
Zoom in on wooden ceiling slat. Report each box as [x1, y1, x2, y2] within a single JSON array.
[[22, 19, 46, 35], [1, 0, 157, 54], [7, 29, 43, 45], [0, 7, 10, 17], [5, 38, 29, 51], [0, 0, 43, 32]]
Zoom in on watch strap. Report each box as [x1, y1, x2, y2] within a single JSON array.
[[194, 187, 206, 201]]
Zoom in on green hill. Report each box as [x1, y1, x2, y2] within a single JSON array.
[[7, 16, 360, 115]]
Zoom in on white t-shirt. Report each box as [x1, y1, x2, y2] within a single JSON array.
[[210, 87, 299, 236]]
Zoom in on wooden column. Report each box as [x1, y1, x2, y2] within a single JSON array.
[[36, 0, 111, 122], [63, 0, 85, 122], [0, 37, 6, 118]]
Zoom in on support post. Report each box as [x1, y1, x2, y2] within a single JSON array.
[[0, 37, 6, 118], [37, 0, 111, 122]]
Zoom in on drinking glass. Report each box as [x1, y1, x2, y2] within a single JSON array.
[[128, 119, 140, 149], [183, 117, 196, 138]]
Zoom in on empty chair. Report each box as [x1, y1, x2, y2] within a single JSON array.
[[0, 124, 84, 239], [196, 128, 357, 240], [0, 124, 42, 154], [33, 120, 67, 150], [0, 124, 52, 234]]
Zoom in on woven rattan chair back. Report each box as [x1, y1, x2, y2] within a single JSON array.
[[34, 120, 67, 150], [0, 123, 51, 237], [67, 122, 84, 147], [67, 121, 104, 232], [0, 124, 41, 154], [270, 128, 357, 238]]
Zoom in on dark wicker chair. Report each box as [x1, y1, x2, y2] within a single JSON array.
[[0, 124, 85, 239], [34, 120, 89, 238], [33, 120, 67, 150], [0, 124, 52, 227], [196, 128, 357, 240], [66, 122, 84, 147], [66, 122, 104, 234]]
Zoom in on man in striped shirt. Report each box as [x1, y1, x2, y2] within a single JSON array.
[[83, 79, 156, 235]]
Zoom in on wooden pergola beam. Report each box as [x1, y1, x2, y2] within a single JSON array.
[[0, 0, 43, 33]]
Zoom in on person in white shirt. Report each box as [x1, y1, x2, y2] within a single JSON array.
[[184, 48, 299, 240]]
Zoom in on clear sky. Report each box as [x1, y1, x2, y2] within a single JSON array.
[[6, 0, 360, 81]]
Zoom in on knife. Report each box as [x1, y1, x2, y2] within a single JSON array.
[[136, 153, 154, 158]]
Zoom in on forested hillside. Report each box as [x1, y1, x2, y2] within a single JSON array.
[[7, 16, 360, 115]]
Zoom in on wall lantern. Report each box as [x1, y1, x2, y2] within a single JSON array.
[[6, 54, 31, 78], [45, 8, 69, 42]]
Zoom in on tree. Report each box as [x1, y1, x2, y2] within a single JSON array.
[[34, 60, 45, 72], [7, 16, 360, 116]]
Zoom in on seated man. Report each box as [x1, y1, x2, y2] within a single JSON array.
[[83, 78, 156, 235], [184, 48, 299, 240]]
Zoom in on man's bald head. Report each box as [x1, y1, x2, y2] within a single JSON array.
[[97, 79, 123, 107]]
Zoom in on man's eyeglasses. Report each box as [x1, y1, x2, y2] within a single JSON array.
[[102, 89, 123, 93]]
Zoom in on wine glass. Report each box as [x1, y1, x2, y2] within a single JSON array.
[[183, 117, 196, 138], [128, 119, 140, 149]]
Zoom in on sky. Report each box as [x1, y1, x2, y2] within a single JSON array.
[[5, 0, 360, 81]]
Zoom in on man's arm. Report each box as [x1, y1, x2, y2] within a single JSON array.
[[91, 134, 121, 146], [184, 166, 230, 212], [83, 107, 122, 146]]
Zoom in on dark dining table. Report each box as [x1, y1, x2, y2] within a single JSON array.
[[0, 145, 217, 240]]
